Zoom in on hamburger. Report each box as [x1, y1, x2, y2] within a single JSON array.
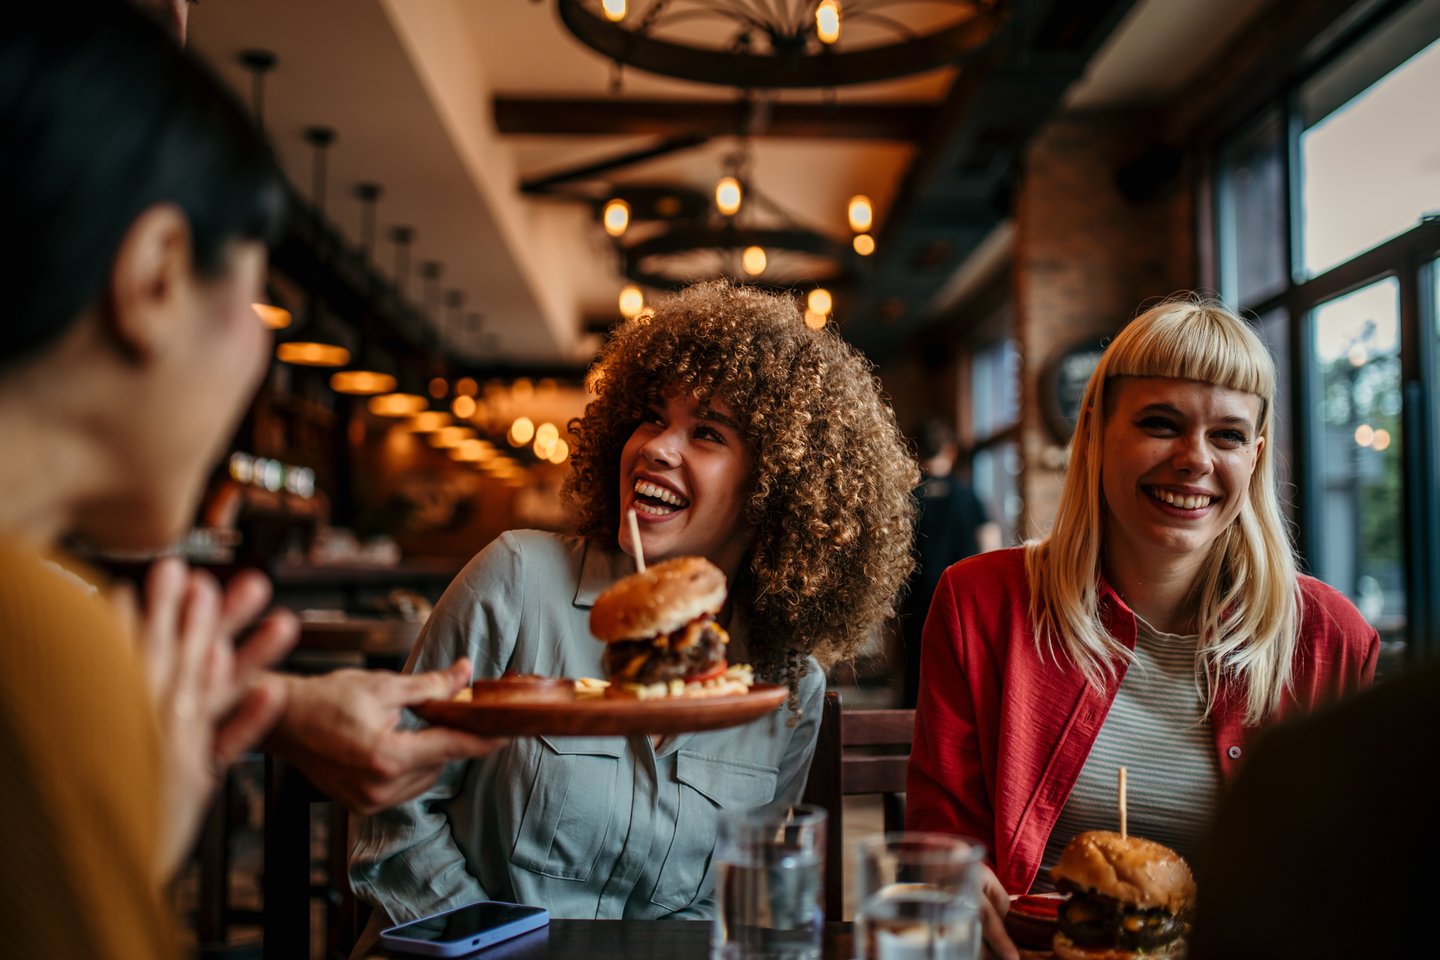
[[588, 556, 750, 698], [1049, 831, 1195, 960]]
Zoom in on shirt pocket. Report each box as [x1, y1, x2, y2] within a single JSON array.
[[509, 734, 625, 882], [650, 750, 779, 912]]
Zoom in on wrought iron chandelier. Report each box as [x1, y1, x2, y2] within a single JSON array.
[[557, 0, 1009, 90]]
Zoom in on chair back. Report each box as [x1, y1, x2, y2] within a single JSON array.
[[801, 690, 915, 921]]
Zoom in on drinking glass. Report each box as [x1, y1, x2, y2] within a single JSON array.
[[712, 802, 827, 960], [853, 833, 984, 960]]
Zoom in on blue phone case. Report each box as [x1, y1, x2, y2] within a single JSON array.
[[378, 901, 550, 957]]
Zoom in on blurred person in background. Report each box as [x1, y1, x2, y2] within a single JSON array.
[[905, 297, 1378, 960], [0, 5, 499, 956], [901, 418, 998, 708]]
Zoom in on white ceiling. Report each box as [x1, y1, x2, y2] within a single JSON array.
[[191, 0, 1269, 366]]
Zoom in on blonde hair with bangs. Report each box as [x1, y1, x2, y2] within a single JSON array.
[[1024, 296, 1300, 724]]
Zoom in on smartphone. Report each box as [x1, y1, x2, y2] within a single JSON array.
[[379, 900, 549, 957]]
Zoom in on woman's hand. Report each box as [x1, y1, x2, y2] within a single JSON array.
[[114, 558, 297, 880], [978, 862, 1019, 960], [263, 659, 507, 814]]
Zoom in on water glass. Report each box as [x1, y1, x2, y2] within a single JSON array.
[[853, 833, 984, 960], [712, 802, 827, 960]]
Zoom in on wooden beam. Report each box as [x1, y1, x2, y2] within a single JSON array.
[[494, 97, 937, 141]]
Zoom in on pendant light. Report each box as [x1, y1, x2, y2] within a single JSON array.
[[239, 50, 291, 331], [331, 183, 397, 395], [278, 126, 351, 367]]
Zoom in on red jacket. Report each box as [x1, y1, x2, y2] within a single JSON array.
[[905, 548, 1379, 894]]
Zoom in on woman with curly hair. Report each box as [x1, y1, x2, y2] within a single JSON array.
[[905, 296, 1378, 960], [351, 280, 917, 937]]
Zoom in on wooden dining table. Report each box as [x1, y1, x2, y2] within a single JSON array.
[[365, 919, 855, 959]]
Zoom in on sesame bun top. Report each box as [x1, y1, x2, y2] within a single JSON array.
[[1050, 831, 1196, 915], [589, 555, 728, 642]]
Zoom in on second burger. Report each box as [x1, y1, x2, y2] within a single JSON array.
[[589, 555, 753, 698]]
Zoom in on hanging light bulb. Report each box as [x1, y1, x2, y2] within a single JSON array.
[[816, 0, 841, 45], [253, 303, 292, 330], [602, 198, 630, 237], [548, 439, 570, 464], [804, 310, 828, 330], [367, 392, 427, 417], [430, 425, 475, 449], [452, 394, 477, 419], [808, 288, 833, 316], [847, 194, 873, 232], [276, 342, 350, 367], [330, 370, 397, 395], [408, 410, 451, 433], [508, 416, 536, 447], [619, 284, 645, 318], [715, 176, 743, 216], [742, 246, 768, 276], [853, 233, 876, 256], [602, 0, 626, 22]]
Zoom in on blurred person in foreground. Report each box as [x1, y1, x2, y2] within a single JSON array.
[[1187, 659, 1440, 959], [905, 297, 1378, 959], [0, 5, 497, 956], [901, 418, 999, 708], [350, 281, 918, 947]]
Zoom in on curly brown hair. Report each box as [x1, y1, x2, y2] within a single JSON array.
[[565, 281, 918, 694]]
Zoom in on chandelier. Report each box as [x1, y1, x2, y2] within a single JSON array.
[[557, 0, 1009, 90]]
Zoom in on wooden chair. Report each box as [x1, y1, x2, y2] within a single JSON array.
[[801, 690, 915, 921]]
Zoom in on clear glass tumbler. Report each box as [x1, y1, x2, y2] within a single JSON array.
[[853, 833, 985, 960], [712, 802, 827, 960]]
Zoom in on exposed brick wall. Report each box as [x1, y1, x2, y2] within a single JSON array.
[[1015, 110, 1196, 537]]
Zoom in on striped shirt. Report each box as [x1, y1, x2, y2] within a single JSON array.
[[1032, 616, 1218, 890]]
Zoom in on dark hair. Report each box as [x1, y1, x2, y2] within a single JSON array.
[[913, 418, 956, 461], [0, 1, 286, 365]]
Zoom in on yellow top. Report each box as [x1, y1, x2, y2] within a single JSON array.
[[0, 535, 177, 958]]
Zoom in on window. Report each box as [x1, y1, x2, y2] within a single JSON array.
[[970, 338, 1021, 546], [1299, 6, 1440, 275], [1212, 0, 1440, 666], [1309, 280, 1405, 643]]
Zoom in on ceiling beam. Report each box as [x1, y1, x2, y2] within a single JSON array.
[[494, 97, 938, 141]]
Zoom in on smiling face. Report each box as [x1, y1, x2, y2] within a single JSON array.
[[1099, 376, 1265, 576], [617, 390, 755, 580]]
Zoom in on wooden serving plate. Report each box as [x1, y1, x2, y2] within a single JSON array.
[[414, 682, 789, 737]]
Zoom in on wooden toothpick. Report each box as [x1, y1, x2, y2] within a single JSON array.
[[627, 507, 646, 572]]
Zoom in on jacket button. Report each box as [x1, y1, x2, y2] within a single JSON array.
[[1227, 745, 1242, 760]]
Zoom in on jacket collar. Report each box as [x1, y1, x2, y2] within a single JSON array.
[[572, 539, 633, 609]]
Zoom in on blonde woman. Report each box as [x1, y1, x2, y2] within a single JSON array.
[[906, 297, 1377, 960]]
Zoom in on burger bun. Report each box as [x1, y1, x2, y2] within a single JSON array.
[[1050, 831, 1195, 915], [1052, 932, 1184, 960], [590, 556, 727, 642]]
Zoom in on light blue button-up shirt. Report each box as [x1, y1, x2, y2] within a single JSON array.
[[350, 530, 823, 935]]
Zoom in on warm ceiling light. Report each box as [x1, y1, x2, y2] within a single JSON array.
[[508, 416, 536, 446], [619, 284, 646, 318], [548, 439, 570, 464], [816, 0, 841, 44], [455, 376, 478, 397], [330, 370, 397, 395], [533, 435, 555, 460], [408, 410, 451, 433], [1355, 423, 1375, 447], [1373, 428, 1392, 451], [602, 198, 630, 237], [742, 246, 767, 276], [853, 233, 876, 256], [253, 303, 292, 330], [276, 342, 350, 367], [715, 176, 742, 216], [602, 0, 626, 22], [452, 394, 477, 419], [847, 194, 873, 232], [430, 425, 475, 449], [367, 392, 427, 417], [804, 310, 828, 330], [535, 422, 560, 446], [428, 376, 449, 400], [452, 438, 493, 462], [807, 288, 833, 316]]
